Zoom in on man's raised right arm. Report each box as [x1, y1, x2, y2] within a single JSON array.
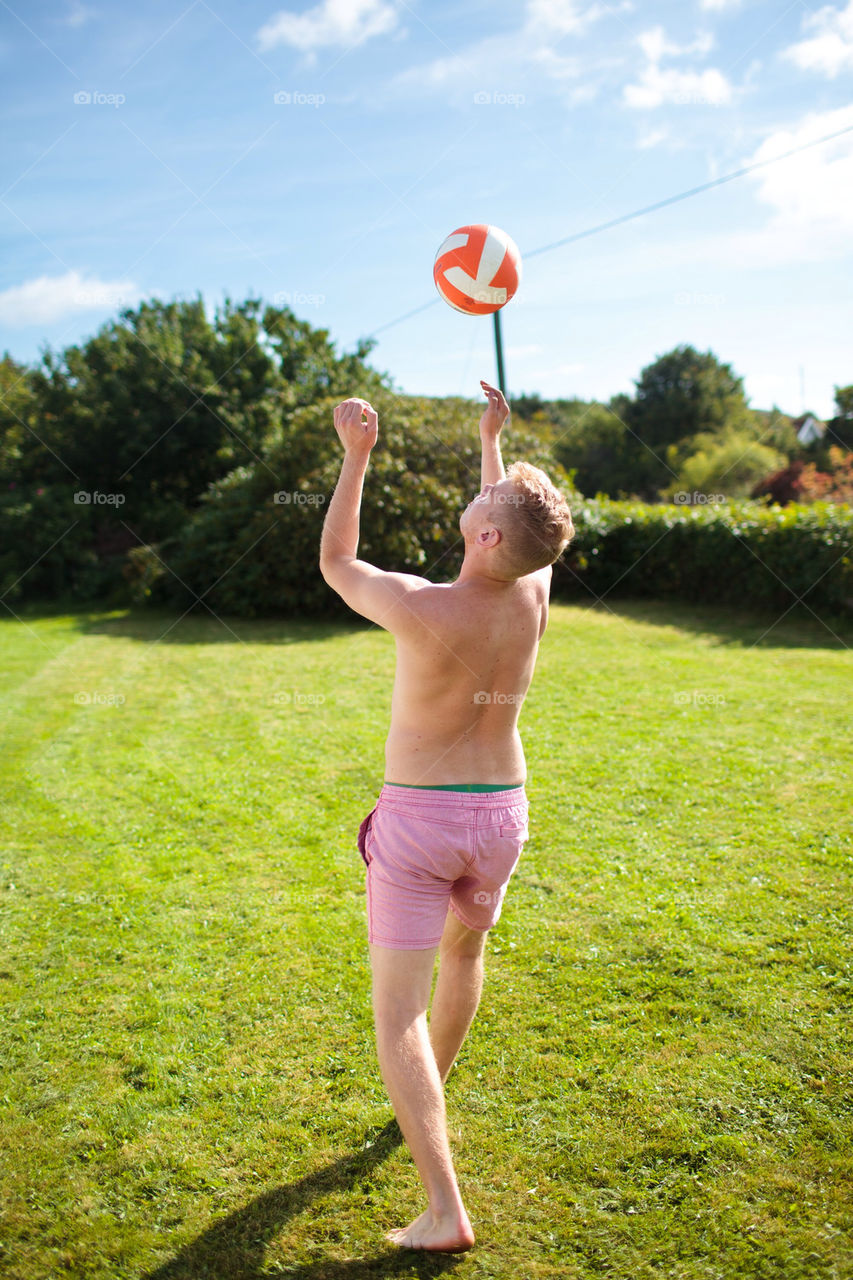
[[478, 379, 508, 489]]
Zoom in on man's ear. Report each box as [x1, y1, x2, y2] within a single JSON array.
[[477, 526, 502, 548]]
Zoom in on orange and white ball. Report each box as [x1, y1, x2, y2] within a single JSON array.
[[433, 223, 522, 316]]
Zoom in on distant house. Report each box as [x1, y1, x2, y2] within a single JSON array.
[[794, 414, 826, 446]]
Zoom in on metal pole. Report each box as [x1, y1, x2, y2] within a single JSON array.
[[493, 308, 506, 398]]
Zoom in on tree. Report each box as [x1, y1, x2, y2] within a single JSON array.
[[23, 296, 384, 538], [825, 384, 853, 453], [752, 407, 799, 457], [551, 398, 643, 498], [0, 353, 39, 489], [622, 345, 757, 498], [668, 429, 787, 501], [0, 294, 386, 603], [506, 391, 549, 421]]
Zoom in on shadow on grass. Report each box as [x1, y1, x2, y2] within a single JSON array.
[[141, 1120, 462, 1280], [68, 607, 372, 646], [554, 594, 853, 649], [11, 595, 851, 651]]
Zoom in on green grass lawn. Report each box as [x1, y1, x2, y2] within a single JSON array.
[[1, 599, 851, 1280]]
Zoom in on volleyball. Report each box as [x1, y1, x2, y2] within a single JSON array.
[[433, 224, 521, 316]]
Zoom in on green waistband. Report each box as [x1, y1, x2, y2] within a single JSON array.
[[383, 781, 522, 792]]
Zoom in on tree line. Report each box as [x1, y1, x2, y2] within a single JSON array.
[[1, 295, 850, 612], [511, 347, 852, 503]]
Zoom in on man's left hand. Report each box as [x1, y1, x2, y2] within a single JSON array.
[[333, 398, 378, 457]]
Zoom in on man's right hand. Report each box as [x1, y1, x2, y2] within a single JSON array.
[[479, 380, 509, 439], [333, 397, 378, 458]]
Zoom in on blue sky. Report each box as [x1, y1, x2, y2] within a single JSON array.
[[1, 0, 852, 417]]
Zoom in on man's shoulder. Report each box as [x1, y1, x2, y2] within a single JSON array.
[[393, 579, 453, 617], [529, 564, 553, 591], [409, 575, 545, 627]]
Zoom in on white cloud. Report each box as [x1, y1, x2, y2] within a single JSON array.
[[636, 126, 669, 149], [699, 0, 740, 10], [390, 1, 624, 103], [530, 46, 582, 81], [624, 24, 730, 108], [395, 34, 516, 93], [624, 64, 731, 108], [64, 2, 97, 26], [782, 0, 853, 79], [526, 0, 614, 35], [746, 104, 853, 237], [0, 271, 141, 326], [630, 105, 853, 273], [637, 26, 713, 62], [257, 0, 399, 53], [637, 26, 667, 62]]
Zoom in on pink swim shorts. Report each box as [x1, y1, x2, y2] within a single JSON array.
[[356, 784, 529, 950]]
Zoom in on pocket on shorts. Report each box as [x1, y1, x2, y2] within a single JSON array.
[[356, 806, 377, 867], [476, 816, 528, 883]]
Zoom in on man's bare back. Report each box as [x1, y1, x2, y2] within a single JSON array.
[[385, 569, 550, 785]]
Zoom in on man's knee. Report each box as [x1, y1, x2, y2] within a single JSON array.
[[440, 919, 489, 961], [373, 986, 429, 1026], [372, 997, 433, 1058], [370, 944, 436, 1028]]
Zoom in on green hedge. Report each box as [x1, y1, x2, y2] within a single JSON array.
[[0, 484, 98, 603], [5, 402, 851, 620], [0, 484, 189, 607], [554, 498, 853, 615]]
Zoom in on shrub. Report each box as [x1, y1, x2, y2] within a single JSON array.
[[0, 480, 193, 606], [751, 461, 805, 505], [554, 497, 853, 615], [798, 447, 853, 505], [126, 392, 573, 617], [667, 431, 788, 501], [0, 483, 98, 604]]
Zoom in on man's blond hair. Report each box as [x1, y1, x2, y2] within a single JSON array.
[[494, 462, 575, 578]]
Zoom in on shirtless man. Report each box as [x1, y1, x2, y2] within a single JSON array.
[[319, 380, 574, 1252]]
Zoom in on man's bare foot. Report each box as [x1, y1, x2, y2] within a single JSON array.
[[386, 1206, 475, 1252]]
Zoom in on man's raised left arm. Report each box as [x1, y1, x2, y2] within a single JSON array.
[[319, 397, 426, 630]]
